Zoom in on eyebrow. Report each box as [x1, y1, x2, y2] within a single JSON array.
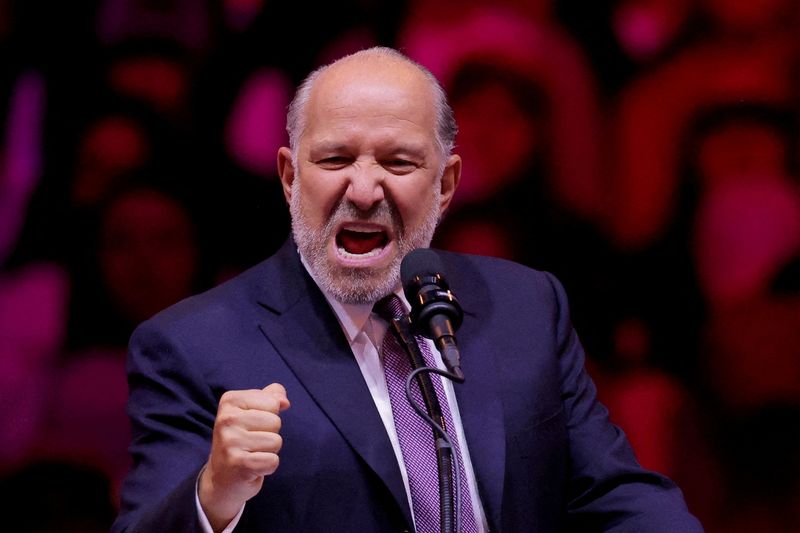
[[308, 142, 429, 159], [308, 143, 349, 154], [386, 144, 427, 158]]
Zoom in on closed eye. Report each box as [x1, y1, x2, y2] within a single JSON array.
[[382, 159, 418, 174], [317, 156, 352, 170]]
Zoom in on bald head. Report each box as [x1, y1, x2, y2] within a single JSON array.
[[286, 47, 457, 165]]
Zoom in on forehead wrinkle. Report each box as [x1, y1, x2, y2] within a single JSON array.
[[306, 116, 432, 146]]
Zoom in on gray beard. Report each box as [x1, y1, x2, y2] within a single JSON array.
[[290, 176, 440, 304]]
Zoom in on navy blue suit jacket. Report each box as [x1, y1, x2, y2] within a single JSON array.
[[112, 240, 702, 532]]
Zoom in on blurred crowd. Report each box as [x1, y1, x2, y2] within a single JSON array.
[[1, 0, 799, 531]]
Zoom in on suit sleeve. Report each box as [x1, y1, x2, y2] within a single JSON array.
[[544, 273, 704, 532], [111, 320, 219, 533]]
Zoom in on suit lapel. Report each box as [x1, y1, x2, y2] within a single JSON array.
[[454, 313, 506, 531], [446, 255, 507, 531], [254, 242, 413, 526], [251, 243, 506, 529]]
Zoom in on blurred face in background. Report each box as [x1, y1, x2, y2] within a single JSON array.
[[696, 120, 788, 188], [108, 55, 189, 116], [690, 113, 799, 308], [74, 116, 150, 206], [99, 188, 198, 323], [703, 0, 793, 33], [451, 70, 544, 205], [612, 0, 691, 61]]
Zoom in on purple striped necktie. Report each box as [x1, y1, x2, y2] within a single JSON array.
[[374, 294, 478, 533]]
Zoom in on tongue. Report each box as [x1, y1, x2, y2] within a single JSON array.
[[338, 230, 385, 255]]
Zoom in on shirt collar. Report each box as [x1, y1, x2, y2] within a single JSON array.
[[299, 251, 409, 343]]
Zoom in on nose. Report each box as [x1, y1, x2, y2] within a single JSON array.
[[344, 164, 385, 211]]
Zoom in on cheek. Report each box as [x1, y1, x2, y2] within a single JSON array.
[[296, 174, 344, 225], [388, 177, 440, 226]]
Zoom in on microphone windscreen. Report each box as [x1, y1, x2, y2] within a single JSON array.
[[400, 248, 445, 294]]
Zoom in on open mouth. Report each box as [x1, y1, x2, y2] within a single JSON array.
[[336, 228, 390, 258]]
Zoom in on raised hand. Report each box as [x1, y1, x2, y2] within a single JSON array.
[[198, 383, 290, 532]]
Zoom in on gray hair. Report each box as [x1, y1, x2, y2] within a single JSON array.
[[285, 47, 458, 167]]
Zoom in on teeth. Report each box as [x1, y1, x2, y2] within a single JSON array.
[[338, 245, 384, 258]]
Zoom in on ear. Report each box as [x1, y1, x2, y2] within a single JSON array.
[[437, 154, 461, 216], [277, 146, 295, 204]]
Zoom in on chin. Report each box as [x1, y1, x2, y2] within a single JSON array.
[[324, 261, 400, 305]]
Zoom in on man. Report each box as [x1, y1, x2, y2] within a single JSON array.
[[112, 47, 703, 532]]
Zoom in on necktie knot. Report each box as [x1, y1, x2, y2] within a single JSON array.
[[374, 293, 406, 322]]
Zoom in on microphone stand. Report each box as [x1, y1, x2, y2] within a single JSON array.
[[388, 315, 463, 533]]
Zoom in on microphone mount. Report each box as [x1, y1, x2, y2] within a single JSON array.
[[405, 272, 465, 383], [406, 273, 464, 335]]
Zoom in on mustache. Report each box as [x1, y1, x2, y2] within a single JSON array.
[[326, 198, 403, 233]]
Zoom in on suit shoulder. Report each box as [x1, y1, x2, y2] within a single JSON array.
[[433, 249, 569, 320], [436, 249, 559, 291], [132, 256, 277, 340]]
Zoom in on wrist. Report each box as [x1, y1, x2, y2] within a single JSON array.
[[198, 465, 245, 531]]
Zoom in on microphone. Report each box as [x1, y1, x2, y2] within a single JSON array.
[[400, 248, 465, 382]]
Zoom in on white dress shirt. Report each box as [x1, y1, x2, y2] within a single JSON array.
[[197, 258, 488, 532]]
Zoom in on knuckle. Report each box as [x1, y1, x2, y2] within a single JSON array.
[[223, 446, 241, 465], [219, 390, 237, 406], [271, 433, 283, 453], [241, 453, 259, 471], [265, 396, 280, 413], [269, 413, 282, 432], [257, 395, 276, 414], [263, 454, 280, 475], [215, 411, 237, 429], [215, 428, 243, 453], [242, 452, 280, 476]]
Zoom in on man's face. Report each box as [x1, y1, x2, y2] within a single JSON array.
[[99, 188, 197, 322], [278, 56, 460, 304]]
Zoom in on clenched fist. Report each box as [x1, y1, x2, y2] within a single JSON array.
[[199, 383, 290, 532]]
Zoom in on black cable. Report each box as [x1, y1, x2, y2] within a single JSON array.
[[405, 366, 464, 533], [388, 316, 464, 533]]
